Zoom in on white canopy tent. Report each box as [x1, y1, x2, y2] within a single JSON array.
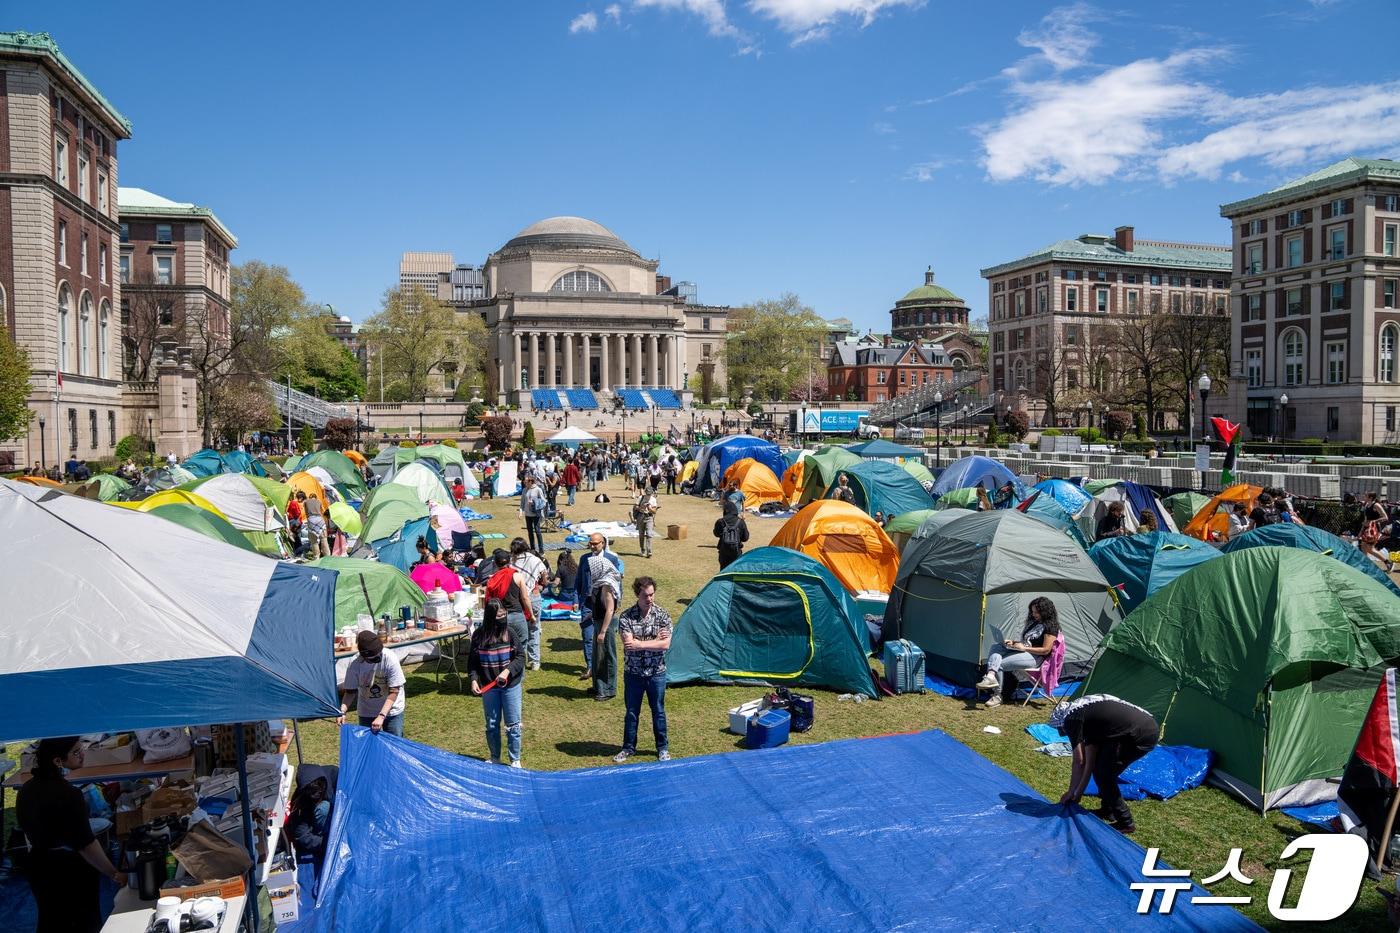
[[548, 426, 602, 448]]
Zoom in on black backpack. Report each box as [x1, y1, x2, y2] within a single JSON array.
[[720, 517, 744, 549]]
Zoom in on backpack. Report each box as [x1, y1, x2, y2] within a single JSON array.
[[720, 517, 744, 549]]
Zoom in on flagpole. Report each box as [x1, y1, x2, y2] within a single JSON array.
[[1377, 789, 1400, 872]]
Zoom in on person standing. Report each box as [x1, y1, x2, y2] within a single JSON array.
[[17, 737, 127, 933], [336, 631, 406, 736], [664, 456, 678, 495], [545, 465, 561, 513], [304, 491, 329, 559], [632, 486, 659, 559], [521, 475, 547, 553], [287, 492, 305, 552], [1053, 694, 1159, 834], [510, 537, 549, 670], [563, 457, 581, 507], [576, 533, 624, 699], [713, 500, 749, 569], [614, 576, 673, 763], [830, 474, 856, 505], [468, 597, 527, 767], [484, 549, 535, 655]]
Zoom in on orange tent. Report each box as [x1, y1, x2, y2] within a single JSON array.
[[16, 475, 61, 488], [770, 499, 899, 593], [780, 460, 805, 504], [287, 470, 330, 512], [722, 459, 785, 510], [343, 449, 368, 468], [1183, 484, 1262, 541]]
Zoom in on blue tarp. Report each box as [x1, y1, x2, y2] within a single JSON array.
[[1282, 800, 1340, 830], [296, 727, 1257, 932], [1027, 725, 1213, 802], [694, 436, 786, 495]]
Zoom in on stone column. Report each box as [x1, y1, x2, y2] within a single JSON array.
[[600, 332, 610, 389], [546, 334, 557, 388], [617, 334, 628, 385], [529, 333, 539, 391], [580, 333, 591, 389], [648, 334, 660, 386], [668, 335, 679, 388], [631, 333, 642, 386], [512, 332, 522, 392], [563, 333, 575, 386]]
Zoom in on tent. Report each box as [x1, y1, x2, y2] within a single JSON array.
[[253, 458, 286, 480], [77, 473, 131, 501], [415, 443, 475, 492], [388, 460, 455, 506], [823, 460, 932, 519], [1027, 478, 1091, 516], [929, 455, 1019, 501], [304, 466, 347, 502], [222, 450, 255, 474], [310, 557, 424, 629], [328, 501, 363, 538], [1182, 484, 1263, 541], [883, 509, 1121, 686], [883, 508, 938, 552], [372, 517, 433, 573], [1017, 490, 1091, 550], [694, 436, 786, 496], [429, 501, 468, 535], [1164, 491, 1210, 531], [900, 459, 935, 487], [182, 448, 228, 478], [1078, 479, 1178, 541], [185, 473, 284, 532], [368, 445, 401, 478], [935, 487, 984, 510], [146, 464, 198, 490], [845, 439, 924, 460], [780, 459, 805, 503], [1222, 523, 1400, 598], [299, 450, 369, 499], [117, 488, 229, 520], [1088, 532, 1222, 614], [410, 561, 462, 594], [546, 427, 601, 449], [721, 459, 785, 510], [668, 547, 876, 696], [15, 475, 61, 488], [781, 448, 807, 467], [679, 459, 699, 486], [1082, 548, 1400, 810], [288, 470, 331, 512], [769, 500, 899, 594], [342, 449, 368, 469], [795, 445, 863, 505], [148, 503, 259, 553], [359, 485, 431, 544]]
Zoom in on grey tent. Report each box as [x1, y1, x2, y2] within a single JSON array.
[[882, 509, 1122, 686]]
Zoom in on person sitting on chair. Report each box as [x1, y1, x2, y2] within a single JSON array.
[[976, 597, 1059, 708]]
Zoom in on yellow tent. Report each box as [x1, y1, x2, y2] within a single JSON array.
[[770, 499, 899, 594], [287, 471, 330, 512], [780, 460, 805, 504], [679, 459, 699, 485], [343, 449, 368, 468], [115, 489, 229, 521], [16, 475, 62, 488], [1183, 484, 1263, 542], [722, 459, 785, 510]]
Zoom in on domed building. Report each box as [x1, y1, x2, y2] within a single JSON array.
[[890, 267, 970, 341], [471, 216, 727, 407]]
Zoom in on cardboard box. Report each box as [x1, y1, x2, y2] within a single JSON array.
[[666, 523, 687, 540], [83, 735, 138, 767], [160, 875, 246, 901], [266, 869, 300, 923]]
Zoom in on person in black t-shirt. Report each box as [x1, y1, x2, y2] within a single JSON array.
[[1249, 492, 1277, 528], [1094, 502, 1127, 541], [1051, 695, 1159, 833]]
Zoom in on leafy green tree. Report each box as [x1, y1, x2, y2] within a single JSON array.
[[985, 417, 1002, 446], [1004, 409, 1030, 441], [723, 294, 828, 401], [522, 421, 536, 449], [283, 313, 367, 402], [297, 424, 315, 453], [0, 326, 34, 444], [360, 287, 486, 402]]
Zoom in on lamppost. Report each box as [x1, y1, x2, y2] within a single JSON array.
[[418, 402, 425, 442], [38, 415, 46, 475], [1198, 373, 1212, 442], [932, 390, 944, 468], [353, 397, 361, 449], [1087, 399, 1095, 438], [146, 416, 154, 468], [1278, 393, 1289, 441], [960, 404, 969, 445]]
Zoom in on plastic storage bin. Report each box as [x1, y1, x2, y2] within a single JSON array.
[[744, 709, 791, 749]]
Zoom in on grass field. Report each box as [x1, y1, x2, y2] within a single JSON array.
[[291, 474, 1387, 930]]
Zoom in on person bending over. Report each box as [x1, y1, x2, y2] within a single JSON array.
[[1052, 694, 1159, 834]]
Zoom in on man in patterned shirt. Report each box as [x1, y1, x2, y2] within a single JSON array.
[[613, 576, 673, 763]]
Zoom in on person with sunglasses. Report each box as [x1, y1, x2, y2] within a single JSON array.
[[336, 631, 406, 736]]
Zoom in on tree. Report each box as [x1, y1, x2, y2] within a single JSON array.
[[723, 294, 828, 401], [283, 313, 367, 402], [360, 287, 486, 402], [480, 416, 513, 449], [323, 417, 356, 450], [522, 421, 536, 449], [0, 326, 33, 444], [1103, 313, 1169, 434], [786, 372, 828, 402], [1004, 409, 1030, 441], [1158, 311, 1230, 432], [985, 417, 1002, 446], [120, 264, 172, 382], [1102, 409, 1133, 441], [297, 424, 315, 453], [209, 379, 279, 446]]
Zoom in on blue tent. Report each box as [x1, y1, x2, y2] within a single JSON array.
[[931, 455, 1020, 501], [1027, 478, 1091, 515], [298, 726, 1254, 932], [182, 448, 228, 478], [694, 436, 785, 495], [1018, 491, 1091, 550], [844, 439, 923, 460], [1089, 531, 1222, 614], [1223, 523, 1400, 598], [222, 449, 255, 474], [825, 460, 932, 519], [371, 517, 433, 573]]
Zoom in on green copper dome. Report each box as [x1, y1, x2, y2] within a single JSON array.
[[896, 267, 964, 306]]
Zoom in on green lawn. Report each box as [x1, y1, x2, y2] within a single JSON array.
[[293, 475, 1388, 930]]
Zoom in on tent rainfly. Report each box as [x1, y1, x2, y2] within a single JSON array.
[[769, 500, 899, 594], [823, 460, 932, 519], [1087, 531, 1221, 614]]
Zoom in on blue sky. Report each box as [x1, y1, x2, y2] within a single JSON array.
[[25, 0, 1400, 331]]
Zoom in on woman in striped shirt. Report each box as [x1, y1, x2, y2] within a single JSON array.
[[469, 598, 527, 767]]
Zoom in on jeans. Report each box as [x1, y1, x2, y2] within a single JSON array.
[[567, 485, 577, 506], [591, 611, 618, 698], [528, 596, 542, 664], [506, 611, 528, 658], [666, 477, 677, 495], [481, 681, 523, 763], [525, 515, 544, 552], [359, 712, 404, 737], [584, 471, 596, 491], [580, 618, 594, 670], [986, 645, 1040, 699], [1093, 736, 1156, 821], [622, 671, 668, 753]]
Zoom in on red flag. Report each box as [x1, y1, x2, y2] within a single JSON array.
[[1338, 668, 1400, 846], [1210, 417, 1240, 447], [1015, 490, 1039, 513]]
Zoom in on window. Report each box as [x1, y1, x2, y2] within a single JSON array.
[[1096, 287, 1109, 312], [1150, 293, 1162, 313], [98, 301, 110, 378], [58, 221, 67, 265], [156, 224, 173, 244], [1283, 329, 1305, 386], [1327, 407, 1339, 433], [119, 254, 130, 283], [97, 172, 106, 213], [1385, 224, 1398, 257], [54, 134, 67, 185], [898, 370, 906, 385], [1015, 292, 1025, 316], [1384, 195, 1400, 212], [1287, 209, 1305, 228], [1067, 369, 1079, 389], [1065, 286, 1078, 311], [702, 317, 711, 331], [1062, 269, 1079, 281], [1246, 244, 1263, 274], [1328, 226, 1346, 259], [88, 409, 97, 450], [1191, 277, 1204, 288], [993, 296, 1004, 319], [1192, 294, 1205, 314], [1326, 341, 1346, 384], [1388, 407, 1397, 433], [550, 270, 609, 292], [107, 411, 115, 447], [158, 302, 173, 326], [993, 333, 1004, 351], [701, 343, 711, 358], [1124, 274, 1139, 284], [1246, 294, 1263, 321], [1013, 358, 1026, 389], [1168, 275, 1183, 287], [1381, 325, 1397, 383], [99, 244, 107, 283], [1171, 293, 1183, 313], [57, 285, 71, 372], [1246, 349, 1262, 387], [1286, 235, 1303, 268], [1065, 324, 1078, 345], [1329, 281, 1346, 311], [1149, 273, 1162, 286], [78, 294, 91, 375], [1036, 286, 1048, 313], [1331, 198, 1348, 217], [1286, 287, 1303, 316], [80, 233, 88, 275], [877, 370, 886, 385], [1385, 280, 1397, 309], [1249, 219, 1266, 236], [155, 255, 173, 285], [77, 151, 88, 201], [1214, 295, 1227, 312], [1093, 271, 1108, 282], [67, 408, 77, 452], [1126, 290, 1139, 314], [120, 223, 129, 244]]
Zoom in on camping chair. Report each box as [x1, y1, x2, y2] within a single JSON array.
[[540, 505, 567, 535], [1020, 634, 1066, 705]]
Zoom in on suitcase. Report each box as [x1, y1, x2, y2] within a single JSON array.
[[882, 639, 926, 694], [744, 709, 791, 749]]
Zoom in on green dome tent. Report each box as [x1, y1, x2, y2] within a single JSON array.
[[359, 485, 431, 544], [1163, 492, 1210, 532], [147, 503, 259, 553], [884, 508, 939, 552], [78, 473, 131, 502], [310, 557, 424, 630], [298, 450, 369, 499], [934, 487, 983, 510], [667, 547, 876, 697], [796, 446, 863, 505], [883, 509, 1121, 686], [1083, 548, 1400, 810], [900, 460, 935, 487], [823, 460, 932, 519]]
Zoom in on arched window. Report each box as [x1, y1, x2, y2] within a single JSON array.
[[78, 292, 92, 376], [1282, 328, 1305, 386], [99, 299, 111, 378], [550, 270, 610, 293], [57, 284, 71, 372], [1381, 324, 1398, 384]]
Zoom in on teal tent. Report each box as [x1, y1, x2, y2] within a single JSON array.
[[824, 460, 931, 519], [1018, 491, 1091, 550], [1088, 532, 1222, 614], [298, 449, 369, 499], [845, 439, 924, 460], [667, 547, 876, 697], [182, 448, 227, 478], [1222, 523, 1400, 598]]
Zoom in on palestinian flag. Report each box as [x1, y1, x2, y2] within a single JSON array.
[[1211, 417, 1240, 485], [1338, 668, 1400, 851]]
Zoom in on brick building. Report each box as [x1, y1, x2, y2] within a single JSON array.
[[826, 338, 960, 404], [1220, 157, 1400, 443], [890, 267, 971, 342], [981, 226, 1232, 429], [0, 32, 131, 471]]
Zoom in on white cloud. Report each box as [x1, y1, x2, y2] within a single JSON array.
[[873, 121, 896, 135], [747, 0, 923, 35], [904, 160, 944, 182], [634, 0, 744, 38], [1013, 2, 1101, 73], [569, 11, 599, 32], [605, 3, 623, 20]]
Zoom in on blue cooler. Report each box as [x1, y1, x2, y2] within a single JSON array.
[[744, 708, 791, 749]]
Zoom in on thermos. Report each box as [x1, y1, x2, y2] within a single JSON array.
[[134, 841, 168, 901], [193, 738, 214, 777]]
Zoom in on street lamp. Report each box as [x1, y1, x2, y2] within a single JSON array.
[[146, 416, 154, 468], [38, 415, 46, 475], [960, 404, 970, 445], [353, 397, 361, 449], [418, 402, 425, 442], [932, 390, 944, 468], [1278, 393, 1289, 441], [1197, 373, 1212, 442], [1087, 399, 1095, 436]]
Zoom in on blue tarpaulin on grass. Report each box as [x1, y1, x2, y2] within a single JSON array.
[[293, 726, 1257, 932], [1026, 725, 1212, 801]]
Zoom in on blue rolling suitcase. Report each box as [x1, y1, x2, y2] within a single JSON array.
[[882, 639, 926, 694]]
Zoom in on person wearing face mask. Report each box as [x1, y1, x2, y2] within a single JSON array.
[[336, 631, 406, 736], [17, 736, 127, 932]]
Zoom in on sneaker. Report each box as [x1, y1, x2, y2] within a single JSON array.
[[529, 661, 541, 671], [1113, 819, 1135, 834], [657, 750, 671, 762], [985, 695, 1002, 708], [509, 759, 523, 769], [975, 673, 999, 690], [489, 758, 502, 765], [613, 749, 633, 763], [577, 670, 593, 680]]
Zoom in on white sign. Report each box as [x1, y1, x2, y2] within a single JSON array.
[[1194, 445, 1210, 473]]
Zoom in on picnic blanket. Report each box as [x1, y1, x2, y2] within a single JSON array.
[[459, 509, 493, 521]]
